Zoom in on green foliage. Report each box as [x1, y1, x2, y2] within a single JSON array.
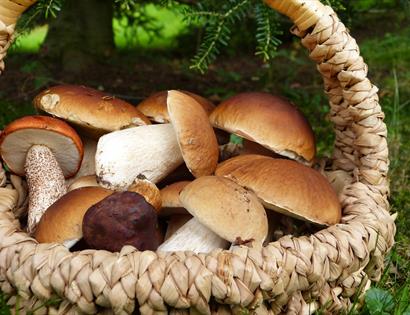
[[186, 0, 253, 73], [364, 288, 395, 315], [114, 2, 163, 47]]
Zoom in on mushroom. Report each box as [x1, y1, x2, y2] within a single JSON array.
[[65, 137, 97, 187], [128, 176, 162, 212], [0, 116, 84, 233], [215, 155, 341, 226], [96, 124, 183, 190], [137, 90, 215, 123], [33, 85, 150, 139], [159, 181, 192, 240], [209, 92, 316, 165], [35, 187, 113, 248], [82, 191, 160, 252], [97, 90, 219, 190], [167, 90, 219, 177], [158, 176, 268, 253], [68, 175, 99, 192]]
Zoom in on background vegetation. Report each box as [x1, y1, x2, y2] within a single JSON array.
[[0, 0, 409, 313]]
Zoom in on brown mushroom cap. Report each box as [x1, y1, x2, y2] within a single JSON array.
[[82, 191, 159, 252], [179, 176, 268, 243], [35, 187, 113, 245], [33, 85, 150, 138], [215, 155, 341, 225], [160, 181, 190, 209], [137, 90, 215, 123], [167, 90, 219, 177], [159, 181, 190, 216], [209, 92, 316, 163], [0, 115, 83, 178]]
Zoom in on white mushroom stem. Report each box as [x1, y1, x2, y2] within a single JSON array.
[[66, 137, 97, 187], [164, 214, 192, 241], [25, 145, 67, 234], [158, 218, 229, 253], [96, 124, 184, 190]]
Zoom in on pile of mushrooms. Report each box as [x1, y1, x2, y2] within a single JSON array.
[[0, 85, 342, 254]]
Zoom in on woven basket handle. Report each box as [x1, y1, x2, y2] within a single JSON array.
[[0, 0, 36, 73], [0, 0, 389, 197], [265, 0, 389, 199]]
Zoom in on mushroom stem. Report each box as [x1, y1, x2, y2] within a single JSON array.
[[158, 218, 229, 253], [25, 145, 67, 234], [164, 214, 192, 241]]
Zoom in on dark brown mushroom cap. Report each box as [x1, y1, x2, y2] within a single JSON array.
[[82, 191, 159, 252]]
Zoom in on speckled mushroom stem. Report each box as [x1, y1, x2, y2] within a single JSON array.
[[158, 218, 229, 253], [25, 145, 66, 234]]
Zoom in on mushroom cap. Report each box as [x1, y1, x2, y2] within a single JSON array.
[[33, 85, 150, 138], [209, 92, 316, 163], [82, 191, 159, 252], [137, 90, 215, 123], [34, 187, 113, 246], [159, 181, 190, 216], [179, 176, 268, 243], [128, 177, 162, 211], [167, 90, 219, 177], [68, 175, 99, 192], [215, 155, 341, 225], [0, 116, 83, 178]]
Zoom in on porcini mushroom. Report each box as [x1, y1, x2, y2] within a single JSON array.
[[82, 191, 160, 252], [216, 155, 341, 225], [137, 90, 215, 123], [0, 116, 83, 233], [159, 181, 192, 240], [96, 124, 183, 190], [35, 187, 113, 248], [158, 176, 268, 253], [33, 85, 150, 138], [209, 92, 316, 164], [167, 90, 219, 177], [68, 175, 99, 192], [128, 176, 162, 212], [97, 91, 218, 189], [65, 137, 97, 187]]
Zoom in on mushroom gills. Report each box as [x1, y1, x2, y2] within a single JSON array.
[[25, 145, 67, 233], [158, 217, 229, 253]]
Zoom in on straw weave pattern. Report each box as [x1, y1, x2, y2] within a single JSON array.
[[0, 0, 396, 314]]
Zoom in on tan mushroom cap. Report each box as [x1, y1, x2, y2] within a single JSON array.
[[159, 181, 190, 216], [167, 90, 219, 178], [179, 176, 268, 243], [33, 85, 151, 138], [137, 90, 215, 123], [0, 115, 83, 178], [128, 177, 162, 211], [215, 155, 341, 226], [160, 181, 190, 208], [68, 175, 99, 192], [35, 187, 113, 246], [209, 92, 316, 163]]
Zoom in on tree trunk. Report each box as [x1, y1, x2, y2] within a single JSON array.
[[42, 0, 114, 74]]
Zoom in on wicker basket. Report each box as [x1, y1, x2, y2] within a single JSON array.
[[0, 0, 396, 314]]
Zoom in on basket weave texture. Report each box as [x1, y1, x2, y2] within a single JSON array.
[[0, 0, 396, 314]]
